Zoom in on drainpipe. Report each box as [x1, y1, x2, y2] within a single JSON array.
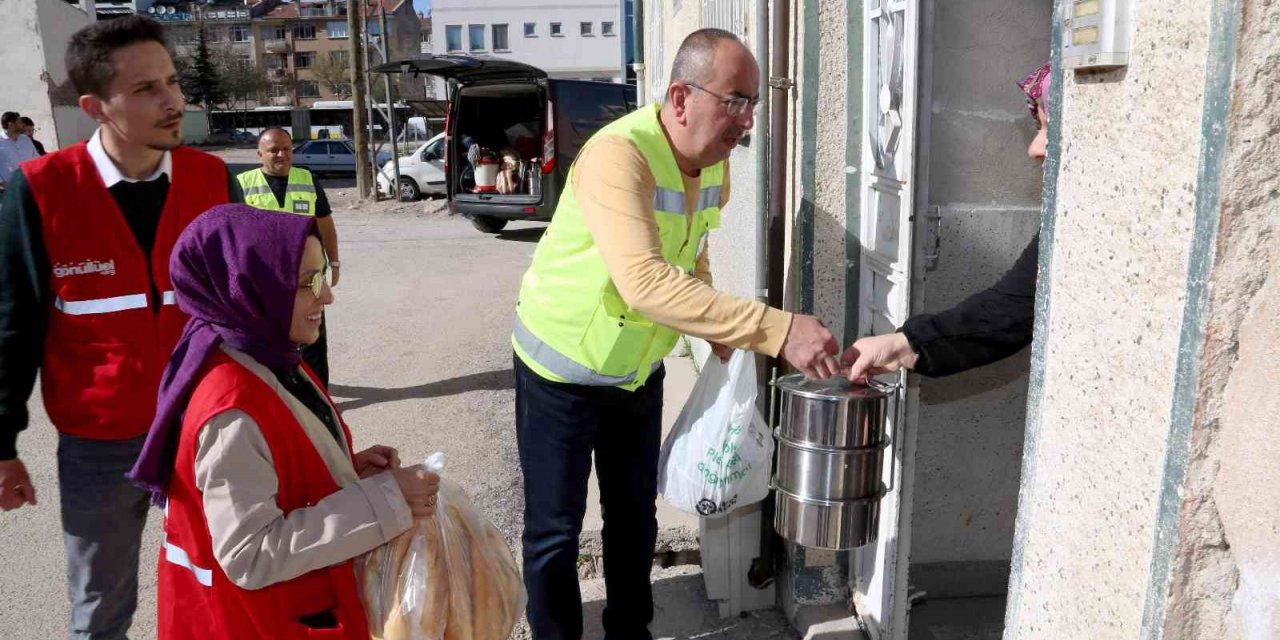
[[749, 0, 792, 591], [632, 0, 646, 103]]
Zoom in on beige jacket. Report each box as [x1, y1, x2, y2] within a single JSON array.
[[193, 345, 413, 590]]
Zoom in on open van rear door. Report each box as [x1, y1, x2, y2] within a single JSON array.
[[372, 55, 548, 84]]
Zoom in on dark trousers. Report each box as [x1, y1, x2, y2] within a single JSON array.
[[57, 434, 151, 640], [302, 311, 329, 386], [514, 355, 664, 640]]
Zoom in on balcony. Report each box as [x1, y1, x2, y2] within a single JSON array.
[[266, 68, 289, 82], [269, 96, 293, 107], [264, 39, 290, 54]]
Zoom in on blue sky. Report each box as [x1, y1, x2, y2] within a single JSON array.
[[413, 0, 431, 15]]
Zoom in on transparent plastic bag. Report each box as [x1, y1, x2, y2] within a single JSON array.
[[357, 452, 526, 640]]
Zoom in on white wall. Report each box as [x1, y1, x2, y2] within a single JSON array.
[[431, 0, 623, 80], [0, 0, 55, 150], [37, 0, 95, 149]]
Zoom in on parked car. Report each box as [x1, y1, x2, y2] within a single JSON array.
[[292, 139, 392, 176], [376, 132, 446, 201], [375, 55, 636, 233]]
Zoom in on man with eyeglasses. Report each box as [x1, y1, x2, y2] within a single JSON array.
[[511, 27, 841, 639]]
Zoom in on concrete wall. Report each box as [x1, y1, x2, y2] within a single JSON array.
[[1161, 0, 1280, 637], [1004, 0, 1219, 636], [906, 0, 1049, 597], [6, 0, 96, 151], [432, 0, 622, 80]]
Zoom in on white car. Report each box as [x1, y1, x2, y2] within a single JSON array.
[[377, 133, 446, 201]]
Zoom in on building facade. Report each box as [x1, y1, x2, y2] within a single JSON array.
[[429, 0, 625, 84], [645, 1, 1279, 639], [72, 0, 424, 109]]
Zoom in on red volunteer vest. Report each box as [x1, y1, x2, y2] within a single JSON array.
[[22, 142, 230, 440], [159, 352, 369, 639]]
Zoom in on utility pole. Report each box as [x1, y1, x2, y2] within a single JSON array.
[[348, 0, 370, 198], [379, 4, 401, 200]]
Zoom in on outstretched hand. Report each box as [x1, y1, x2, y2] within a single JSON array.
[[841, 333, 918, 383]]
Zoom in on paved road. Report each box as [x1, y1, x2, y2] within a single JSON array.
[[0, 208, 795, 639]]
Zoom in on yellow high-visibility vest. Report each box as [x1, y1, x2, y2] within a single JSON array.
[[237, 167, 319, 216], [512, 103, 724, 390]]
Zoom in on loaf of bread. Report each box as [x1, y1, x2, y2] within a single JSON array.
[[360, 478, 526, 640]]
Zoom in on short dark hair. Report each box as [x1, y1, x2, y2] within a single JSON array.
[[259, 127, 293, 143], [19, 116, 34, 127], [0, 112, 18, 129], [669, 28, 742, 88], [66, 15, 169, 98]]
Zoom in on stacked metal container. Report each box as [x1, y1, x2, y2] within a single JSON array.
[[771, 375, 894, 550]]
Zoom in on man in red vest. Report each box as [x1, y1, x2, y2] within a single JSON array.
[[0, 16, 241, 639]]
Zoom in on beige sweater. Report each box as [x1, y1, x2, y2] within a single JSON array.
[[573, 135, 793, 357], [193, 345, 413, 590]]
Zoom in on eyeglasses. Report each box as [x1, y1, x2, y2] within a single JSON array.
[[685, 83, 760, 118], [301, 264, 330, 299]]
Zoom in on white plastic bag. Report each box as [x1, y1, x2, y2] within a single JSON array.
[[658, 349, 774, 518]]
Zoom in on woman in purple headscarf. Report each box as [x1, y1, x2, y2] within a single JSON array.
[[842, 62, 1051, 379], [127, 205, 439, 639]]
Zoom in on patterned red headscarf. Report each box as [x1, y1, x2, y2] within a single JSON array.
[[1017, 62, 1052, 122]]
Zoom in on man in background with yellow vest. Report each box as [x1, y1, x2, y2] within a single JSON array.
[[512, 28, 841, 639], [237, 128, 339, 385]]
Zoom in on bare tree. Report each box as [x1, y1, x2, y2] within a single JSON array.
[[213, 47, 270, 113], [311, 51, 353, 99]]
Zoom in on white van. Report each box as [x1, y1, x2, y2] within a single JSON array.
[[376, 132, 445, 200]]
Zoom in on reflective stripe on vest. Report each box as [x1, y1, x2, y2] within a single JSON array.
[[514, 314, 660, 386], [242, 183, 316, 197], [163, 538, 213, 587], [54, 290, 178, 315], [652, 185, 722, 217]]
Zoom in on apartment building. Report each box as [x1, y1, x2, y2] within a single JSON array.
[[430, 0, 624, 84], [139, 0, 423, 109]]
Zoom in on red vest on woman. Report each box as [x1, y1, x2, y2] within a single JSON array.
[[21, 142, 229, 440], [158, 351, 369, 639]]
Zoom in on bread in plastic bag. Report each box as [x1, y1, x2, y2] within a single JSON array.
[[357, 452, 525, 640]]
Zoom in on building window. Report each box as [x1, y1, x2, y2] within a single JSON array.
[[492, 24, 509, 51], [297, 81, 321, 98], [445, 25, 463, 51], [206, 27, 228, 44], [330, 50, 350, 67], [523, 22, 536, 37], [602, 21, 615, 36], [294, 51, 316, 69], [264, 54, 285, 70], [580, 22, 593, 36], [230, 24, 251, 43], [327, 21, 348, 38], [293, 23, 317, 40], [266, 25, 287, 41], [269, 84, 290, 99], [550, 22, 562, 37], [468, 24, 485, 51]]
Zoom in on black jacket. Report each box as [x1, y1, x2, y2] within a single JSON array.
[[901, 234, 1039, 377]]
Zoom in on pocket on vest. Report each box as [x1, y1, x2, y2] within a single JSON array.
[[579, 293, 656, 377]]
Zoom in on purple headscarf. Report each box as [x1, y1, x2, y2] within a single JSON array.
[[127, 204, 318, 504], [1017, 61, 1052, 122]]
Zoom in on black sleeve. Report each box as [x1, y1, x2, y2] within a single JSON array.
[[0, 171, 50, 459], [226, 165, 245, 204], [901, 234, 1040, 378], [313, 179, 332, 218]]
